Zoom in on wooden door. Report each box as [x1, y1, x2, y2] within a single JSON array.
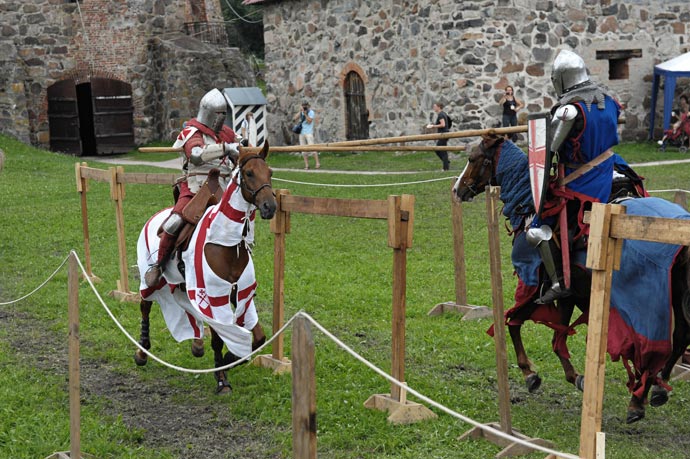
[[90, 78, 135, 154], [48, 79, 81, 154], [344, 72, 369, 140]]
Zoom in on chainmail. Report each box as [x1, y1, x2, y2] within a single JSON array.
[[558, 80, 618, 111]]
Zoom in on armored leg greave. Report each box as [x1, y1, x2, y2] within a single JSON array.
[[526, 225, 572, 304]]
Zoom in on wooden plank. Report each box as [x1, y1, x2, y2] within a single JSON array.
[[292, 316, 317, 459], [67, 253, 81, 459], [79, 166, 111, 182], [608, 213, 690, 245], [282, 194, 388, 219], [579, 203, 621, 459], [486, 186, 512, 434], [390, 195, 405, 401], [451, 196, 468, 305], [112, 166, 131, 295], [401, 194, 415, 249], [117, 171, 178, 185]]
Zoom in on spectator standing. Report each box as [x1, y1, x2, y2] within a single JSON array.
[[426, 102, 451, 171], [294, 100, 320, 170], [499, 85, 524, 141]]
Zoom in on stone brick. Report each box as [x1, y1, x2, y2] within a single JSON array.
[[502, 62, 524, 73], [525, 63, 545, 77]]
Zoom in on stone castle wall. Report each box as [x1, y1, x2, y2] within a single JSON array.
[[262, 0, 690, 145], [0, 0, 255, 149]]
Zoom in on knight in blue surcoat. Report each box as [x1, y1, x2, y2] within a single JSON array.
[[526, 49, 645, 304]]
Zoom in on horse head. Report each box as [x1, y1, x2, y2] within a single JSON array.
[[229, 142, 277, 220], [452, 134, 504, 202]]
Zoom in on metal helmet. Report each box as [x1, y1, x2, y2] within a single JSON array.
[[196, 88, 227, 133], [551, 50, 590, 98]]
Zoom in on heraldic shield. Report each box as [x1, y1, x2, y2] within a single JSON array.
[[527, 113, 552, 217]]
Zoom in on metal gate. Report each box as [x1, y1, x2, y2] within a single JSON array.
[[48, 79, 81, 155], [47, 78, 134, 155], [344, 71, 369, 140]]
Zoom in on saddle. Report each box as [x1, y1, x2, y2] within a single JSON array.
[[176, 168, 224, 252]]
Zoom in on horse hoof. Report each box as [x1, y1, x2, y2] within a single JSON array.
[[526, 373, 542, 393], [575, 374, 585, 392], [626, 408, 645, 424], [191, 339, 205, 358], [650, 385, 669, 407], [215, 380, 233, 395], [133, 350, 148, 367]]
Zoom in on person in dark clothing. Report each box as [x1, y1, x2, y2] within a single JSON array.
[[499, 85, 524, 141], [426, 102, 451, 170]]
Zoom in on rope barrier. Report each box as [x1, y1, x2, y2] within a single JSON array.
[[2, 251, 579, 459], [298, 311, 579, 459], [648, 188, 690, 194]]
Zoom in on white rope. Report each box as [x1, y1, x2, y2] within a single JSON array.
[[647, 189, 690, 194], [0, 254, 70, 305], [3, 252, 578, 458], [271, 175, 456, 188], [71, 251, 293, 374], [297, 311, 580, 459]]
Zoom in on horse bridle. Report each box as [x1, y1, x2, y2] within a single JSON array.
[[236, 154, 274, 201], [465, 140, 498, 198]]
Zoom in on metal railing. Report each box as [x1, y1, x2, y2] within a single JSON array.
[[183, 21, 228, 45]]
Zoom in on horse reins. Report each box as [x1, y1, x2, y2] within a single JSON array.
[[236, 154, 274, 200]]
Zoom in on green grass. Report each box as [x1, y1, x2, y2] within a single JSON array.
[[1, 134, 690, 458]]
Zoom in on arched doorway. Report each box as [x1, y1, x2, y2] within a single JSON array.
[[48, 77, 134, 155], [344, 71, 369, 140]]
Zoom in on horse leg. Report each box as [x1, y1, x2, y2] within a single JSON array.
[[552, 300, 583, 390], [191, 337, 205, 358], [211, 328, 232, 395], [134, 299, 153, 366], [508, 323, 541, 393], [627, 375, 656, 424], [252, 323, 266, 351]]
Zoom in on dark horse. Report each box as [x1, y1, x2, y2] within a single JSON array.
[[453, 135, 690, 423], [135, 142, 276, 394]]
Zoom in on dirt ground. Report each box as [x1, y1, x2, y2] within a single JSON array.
[[0, 308, 280, 459]]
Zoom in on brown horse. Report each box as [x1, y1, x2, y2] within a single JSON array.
[[453, 135, 690, 423], [135, 142, 276, 394]]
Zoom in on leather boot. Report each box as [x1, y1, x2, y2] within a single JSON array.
[[144, 231, 177, 288]]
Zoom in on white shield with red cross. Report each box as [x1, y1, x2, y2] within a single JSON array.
[[527, 113, 551, 217]]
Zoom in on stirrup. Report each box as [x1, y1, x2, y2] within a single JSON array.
[[144, 263, 163, 288], [535, 283, 572, 304]]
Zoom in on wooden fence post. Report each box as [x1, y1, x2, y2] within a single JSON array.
[[109, 166, 138, 302], [48, 252, 96, 459], [254, 189, 292, 373], [428, 191, 491, 319], [579, 203, 624, 459], [460, 187, 553, 456], [292, 315, 317, 459], [74, 163, 101, 283]]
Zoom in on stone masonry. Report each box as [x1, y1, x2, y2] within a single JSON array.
[[0, 0, 255, 150], [261, 0, 690, 145]]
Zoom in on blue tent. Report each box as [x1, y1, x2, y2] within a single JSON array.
[[649, 52, 690, 140]]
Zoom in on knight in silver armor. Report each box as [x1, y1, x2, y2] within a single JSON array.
[[144, 89, 239, 288], [530, 49, 629, 304]]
